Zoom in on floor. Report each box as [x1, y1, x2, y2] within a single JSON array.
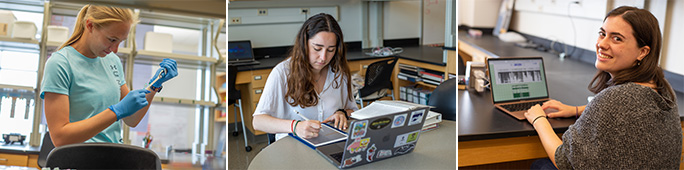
[[227, 122, 268, 170]]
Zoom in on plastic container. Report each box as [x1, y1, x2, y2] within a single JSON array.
[[12, 21, 36, 39], [0, 10, 16, 37], [144, 32, 173, 53], [47, 25, 69, 43]]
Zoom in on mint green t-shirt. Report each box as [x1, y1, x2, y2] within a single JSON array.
[[40, 46, 126, 143]]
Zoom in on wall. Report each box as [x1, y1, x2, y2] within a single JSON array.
[[228, 0, 423, 48], [457, 0, 501, 28], [661, 0, 684, 76], [422, 0, 446, 45], [383, 1, 420, 40], [508, 0, 684, 75]]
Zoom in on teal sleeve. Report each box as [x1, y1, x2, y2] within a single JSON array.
[[115, 57, 126, 86], [40, 54, 71, 99]]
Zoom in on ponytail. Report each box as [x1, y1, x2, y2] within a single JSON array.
[[58, 4, 135, 50], [58, 5, 90, 50]]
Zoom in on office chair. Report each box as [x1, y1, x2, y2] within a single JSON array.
[[228, 66, 252, 152], [356, 57, 398, 108], [37, 131, 55, 168], [45, 143, 161, 169], [428, 78, 456, 121]]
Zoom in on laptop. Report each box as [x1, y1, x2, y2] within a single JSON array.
[[486, 57, 550, 120], [228, 40, 260, 66], [314, 107, 429, 168]]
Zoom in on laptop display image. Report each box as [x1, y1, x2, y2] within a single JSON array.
[[486, 57, 550, 120], [312, 108, 429, 168], [228, 40, 260, 66]]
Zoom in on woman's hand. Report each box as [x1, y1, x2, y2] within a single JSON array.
[[524, 104, 546, 125], [295, 120, 321, 139], [322, 111, 348, 130], [541, 100, 577, 118]]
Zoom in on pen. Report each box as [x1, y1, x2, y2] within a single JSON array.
[[293, 110, 323, 132], [293, 109, 310, 121]]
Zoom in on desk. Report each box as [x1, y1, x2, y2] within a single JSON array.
[[231, 46, 454, 136], [457, 31, 684, 168], [248, 120, 456, 169], [0, 145, 40, 168]]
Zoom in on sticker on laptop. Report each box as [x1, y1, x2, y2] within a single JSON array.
[[394, 130, 420, 148], [351, 120, 368, 138], [369, 118, 391, 130], [347, 137, 371, 154], [366, 144, 377, 162], [342, 154, 362, 167], [394, 143, 415, 155], [391, 113, 407, 128], [407, 110, 425, 126], [376, 149, 392, 159]]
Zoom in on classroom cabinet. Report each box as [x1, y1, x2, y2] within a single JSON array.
[[0, 153, 38, 168]]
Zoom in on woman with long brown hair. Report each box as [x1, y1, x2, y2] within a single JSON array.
[[41, 4, 178, 147], [524, 6, 680, 169], [253, 13, 357, 140]]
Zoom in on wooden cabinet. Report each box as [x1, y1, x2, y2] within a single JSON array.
[[215, 72, 227, 122], [0, 153, 28, 166], [232, 69, 271, 136], [0, 153, 38, 168]]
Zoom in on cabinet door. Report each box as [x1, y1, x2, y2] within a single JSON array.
[[0, 153, 28, 167]]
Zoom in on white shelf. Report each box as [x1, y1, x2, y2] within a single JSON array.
[[135, 50, 217, 69], [0, 84, 34, 91], [117, 47, 133, 56], [0, 84, 35, 99], [46, 41, 62, 47], [0, 37, 39, 44], [152, 96, 217, 106], [45, 41, 133, 57]]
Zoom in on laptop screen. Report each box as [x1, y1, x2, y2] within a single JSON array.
[[228, 40, 255, 61], [488, 57, 549, 103]]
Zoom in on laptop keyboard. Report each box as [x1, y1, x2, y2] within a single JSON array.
[[330, 152, 344, 162], [500, 100, 548, 112]]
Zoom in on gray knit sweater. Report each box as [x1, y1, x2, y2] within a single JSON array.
[[555, 82, 681, 169]]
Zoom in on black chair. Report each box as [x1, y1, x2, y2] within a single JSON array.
[[356, 57, 398, 108], [428, 78, 456, 121], [228, 66, 251, 152], [37, 132, 55, 168], [45, 143, 161, 169], [267, 133, 276, 145]]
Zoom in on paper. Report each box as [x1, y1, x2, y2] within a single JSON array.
[[350, 100, 430, 120], [300, 124, 348, 147]]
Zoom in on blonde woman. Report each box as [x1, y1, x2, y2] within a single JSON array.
[[253, 13, 357, 140], [41, 5, 178, 147]]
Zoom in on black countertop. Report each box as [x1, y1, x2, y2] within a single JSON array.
[[236, 46, 446, 72], [458, 31, 684, 141], [0, 144, 40, 154]]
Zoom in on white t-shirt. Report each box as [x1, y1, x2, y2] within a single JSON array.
[[253, 58, 359, 140]]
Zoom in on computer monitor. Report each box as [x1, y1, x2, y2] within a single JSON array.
[[228, 40, 255, 62]]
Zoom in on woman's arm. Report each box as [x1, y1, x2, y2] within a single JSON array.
[[44, 92, 118, 147], [122, 84, 156, 127], [542, 99, 586, 118], [525, 104, 563, 167], [253, 114, 321, 138]]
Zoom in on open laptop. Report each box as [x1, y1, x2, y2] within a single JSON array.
[[314, 108, 429, 168], [486, 57, 550, 120], [228, 40, 260, 66]]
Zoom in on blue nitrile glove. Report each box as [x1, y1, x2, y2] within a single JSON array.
[[108, 89, 151, 120], [148, 58, 178, 88]]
